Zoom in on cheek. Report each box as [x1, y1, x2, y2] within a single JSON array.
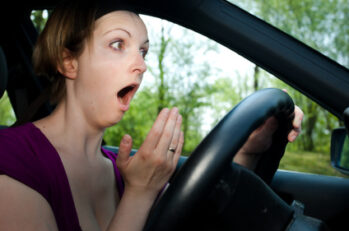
[[76, 48, 126, 102], [78, 54, 116, 88], [75, 65, 116, 113]]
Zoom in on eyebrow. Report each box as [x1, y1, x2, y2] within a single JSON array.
[[104, 28, 149, 45], [103, 28, 132, 37]]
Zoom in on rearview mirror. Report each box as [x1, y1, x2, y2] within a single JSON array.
[[331, 128, 349, 175]]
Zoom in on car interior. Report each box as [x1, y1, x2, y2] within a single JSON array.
[[1, 0, 349, 230]]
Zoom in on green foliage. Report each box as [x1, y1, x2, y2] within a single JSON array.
[[207, 77, 242, 125], [280, 150, 348, 178], [149, 27, 220, 153], [332, 0, 349, 68], [271, 78, 341, 153], [104, 88, 157, 148], [0, 92, 15, 126], [339, 136, 349, 169], [228, 0, 347, 153], [30, 10, 50, 32], [231, 0, 349, 67]]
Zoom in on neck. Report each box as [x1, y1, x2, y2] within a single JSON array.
[[34, 100, 106, 159]]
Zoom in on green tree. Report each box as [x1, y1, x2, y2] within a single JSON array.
[[159, 28, 218, 153], [340, 136, 349, 169], [31, 10, 50, 32], [229, 0, 346, 152], [0, 92, 15, 126], [332, 0, 349, 68]]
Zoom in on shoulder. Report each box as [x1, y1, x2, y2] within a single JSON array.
[[0, 123, 36, 149], [0, 122, 54, 157], [0, 123, 36, 168], [0, 123, 41, 166], [0, 123, 53, 200], [0, 175, 58, 231]]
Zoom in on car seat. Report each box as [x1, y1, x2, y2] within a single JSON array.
[[0, 46, 7, 100]]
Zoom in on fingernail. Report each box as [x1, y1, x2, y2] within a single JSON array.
[[162, 108, 170, 115], [178, 114, 182, 122], [290, 134, 296, 142], [122, 135, 131, 144]]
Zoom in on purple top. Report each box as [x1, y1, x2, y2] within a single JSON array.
[[0, 123, 124, 230]]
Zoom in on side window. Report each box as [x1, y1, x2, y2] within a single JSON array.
[[105, 15, 344, 177], [0, 92, 15, 126], [227, 0, 349, 69], [0, 10, 50, 127], [28, 11, 345, 178], [31, 10, 50, 33]]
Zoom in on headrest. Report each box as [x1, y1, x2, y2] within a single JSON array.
[[0, 46, 8, 98]]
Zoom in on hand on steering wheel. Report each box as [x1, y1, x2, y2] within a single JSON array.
[[234, 104, 303, 170]]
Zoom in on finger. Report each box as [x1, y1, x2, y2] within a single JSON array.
[[116, 134, 133, 168], [292, 105, 304, 129], [142, 108, 170, 151], [172, 131, 184, 168], [288, 127, 301, 142], [288, 106, 303, 142], [167, 114, 182, 160], [156, 107, 179, 155]]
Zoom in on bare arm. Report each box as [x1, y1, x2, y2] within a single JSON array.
[[0, 175, 58, 231], [108, 108, 184, 231]]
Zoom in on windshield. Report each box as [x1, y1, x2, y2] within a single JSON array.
[[227, 0, 349, 69]]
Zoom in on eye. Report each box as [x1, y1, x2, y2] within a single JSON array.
[[110, 40, 124, 51], [140, 48, 148, 59]]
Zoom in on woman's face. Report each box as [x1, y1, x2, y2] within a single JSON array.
[[72, 10, 149, 129]]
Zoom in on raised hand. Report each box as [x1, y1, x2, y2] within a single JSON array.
[[116, 107, 184, 196]]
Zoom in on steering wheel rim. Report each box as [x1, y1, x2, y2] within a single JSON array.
[[143, 88, 295, 231]]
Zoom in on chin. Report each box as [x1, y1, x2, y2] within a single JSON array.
[[104, 114, 124, 128]]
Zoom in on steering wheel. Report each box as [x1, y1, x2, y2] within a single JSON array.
[[143, 88, 295, 231]]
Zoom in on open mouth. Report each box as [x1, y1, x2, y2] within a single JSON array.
[[117, 84, 139, 110]]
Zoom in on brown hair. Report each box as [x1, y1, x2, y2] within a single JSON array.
[[32, 1, 97, 104]]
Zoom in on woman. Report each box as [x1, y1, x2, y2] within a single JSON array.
[[0, 0, 303, 230]]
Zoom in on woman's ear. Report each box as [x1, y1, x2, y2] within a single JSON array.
[[57, 49, 78, 79]]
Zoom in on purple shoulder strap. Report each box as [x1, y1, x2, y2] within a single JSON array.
[[102, 147, 125, 197]]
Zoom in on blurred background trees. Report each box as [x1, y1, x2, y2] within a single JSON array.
[[230, 0, 348, 153], [0, 92, 15, 125]]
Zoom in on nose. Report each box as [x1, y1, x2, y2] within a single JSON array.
[[131, 50, 147, 74]]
